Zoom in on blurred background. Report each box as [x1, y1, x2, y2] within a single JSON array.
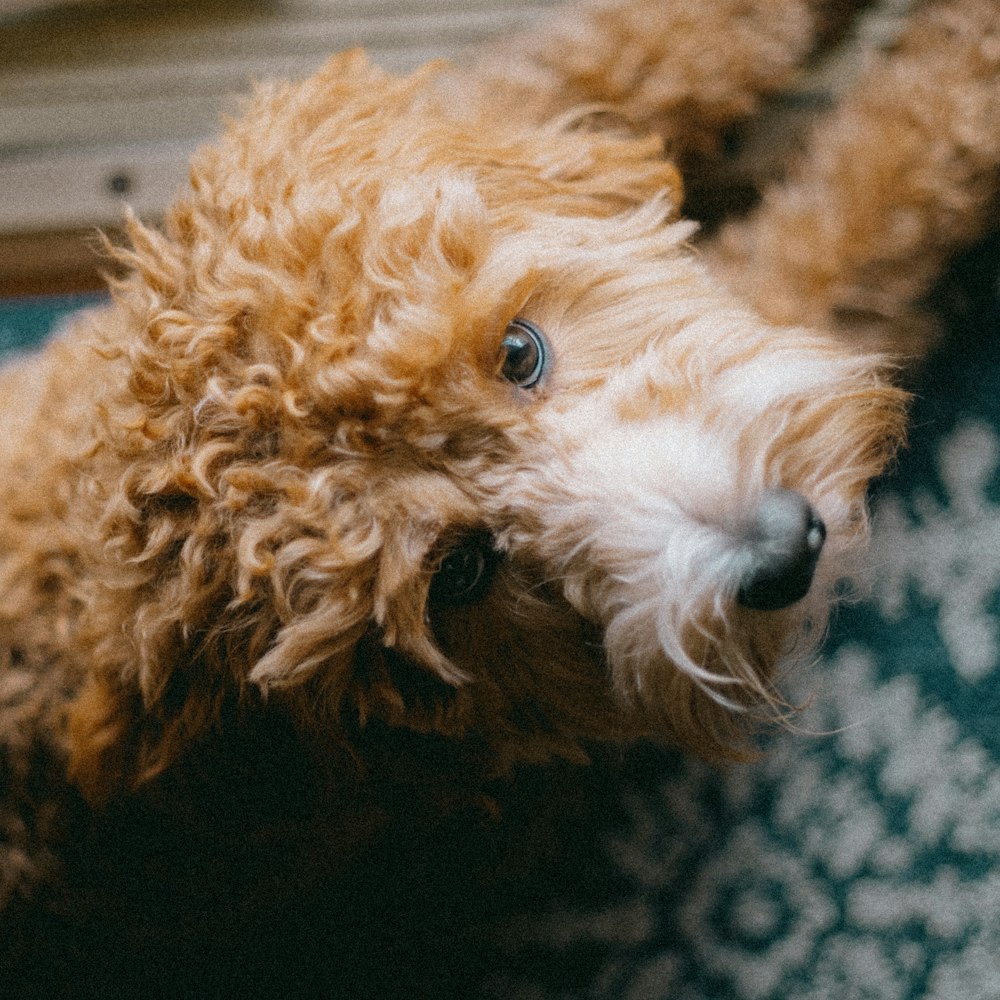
[[0, 0, 559, 296]]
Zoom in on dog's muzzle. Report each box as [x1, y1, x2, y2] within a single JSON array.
[[736, 488, 827, 611]]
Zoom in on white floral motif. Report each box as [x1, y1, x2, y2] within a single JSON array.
[[677, 821, 837, 999], [489, 647, 1000, 1000], [873, 420, 1000, 681]]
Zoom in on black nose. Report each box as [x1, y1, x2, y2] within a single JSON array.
[[737, 489, 826, 611]]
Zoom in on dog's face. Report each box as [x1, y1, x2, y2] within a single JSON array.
[[69, 52, 906, 799]]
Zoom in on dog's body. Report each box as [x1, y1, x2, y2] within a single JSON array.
[[1, 0, 998, 990]]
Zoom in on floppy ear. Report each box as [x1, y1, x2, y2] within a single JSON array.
[[65, 494, 381, 806], [65, 538, 266, 806], [66, 548, 374, 806], [62, 388, 375, 805]]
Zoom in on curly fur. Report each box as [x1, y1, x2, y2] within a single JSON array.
[[1, 0, 997, 952]]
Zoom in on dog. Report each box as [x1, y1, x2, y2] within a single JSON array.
[[1, 0, 997, 992]]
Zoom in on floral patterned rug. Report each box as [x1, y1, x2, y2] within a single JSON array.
[[1, 230, 998, 1000]]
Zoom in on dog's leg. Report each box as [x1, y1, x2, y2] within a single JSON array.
[[461, 0, 859, 157], [710, 0, 1000, 358]]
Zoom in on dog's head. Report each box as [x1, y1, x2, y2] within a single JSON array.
[[67, 52, 907, 803]]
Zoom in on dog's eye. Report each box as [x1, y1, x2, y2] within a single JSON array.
[[499, 319, 548, 388], [429, 533, 500, 607]]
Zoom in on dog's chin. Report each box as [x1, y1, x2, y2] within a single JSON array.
[[590, 569, 830, 756]]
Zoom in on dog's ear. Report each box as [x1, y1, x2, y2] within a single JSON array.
[[65, 562, 259, 806], [65, 502, 376, 806], [66, 573, 370, 807]]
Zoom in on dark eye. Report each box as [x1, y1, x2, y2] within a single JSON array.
[[428, 533, 500, 607], [499, 319, 548, 388]]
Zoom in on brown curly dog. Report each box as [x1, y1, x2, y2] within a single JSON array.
[[1, 0, 998, 978]]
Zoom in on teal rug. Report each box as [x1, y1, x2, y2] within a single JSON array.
[[3, 234, 999, 1000], [0, 295, 105, 357]]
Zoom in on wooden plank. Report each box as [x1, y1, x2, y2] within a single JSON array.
[[0, 2, 556, 81], [0, 0, 99, 18], [0, 141, 193, 234], [0, 5, 555, 99], [0, 227, 121, 297]]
